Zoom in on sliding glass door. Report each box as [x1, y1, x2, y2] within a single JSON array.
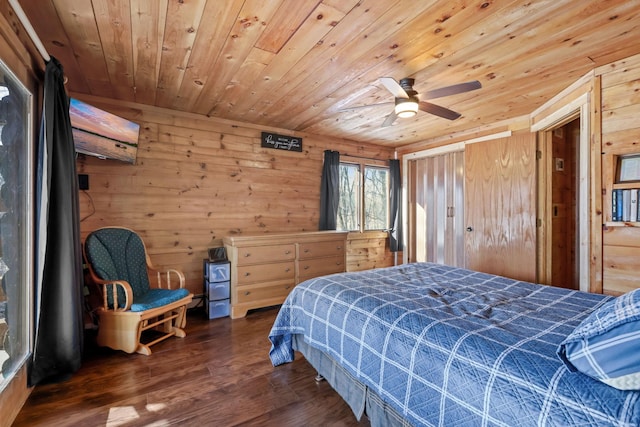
[[0, 58, 33, 390]]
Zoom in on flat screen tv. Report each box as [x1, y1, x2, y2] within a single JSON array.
[[69, 98, 140, 164]]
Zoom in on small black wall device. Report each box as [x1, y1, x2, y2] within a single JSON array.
[[78, 174, 89, 190]]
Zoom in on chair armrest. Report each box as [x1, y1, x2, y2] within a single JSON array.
[[146, 253, 186, 289], [150, 267, 186, 290], [93, 279, 134, 311]]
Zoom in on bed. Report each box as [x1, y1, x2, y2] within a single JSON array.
[[269, 262, 640, 426]]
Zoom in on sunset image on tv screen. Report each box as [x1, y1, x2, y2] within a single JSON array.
[[69, 98, 139, 164]]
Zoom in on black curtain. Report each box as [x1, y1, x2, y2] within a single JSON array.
[[389, 159, 403, 253], [30, 57, 84, 386], [319, 150, 340, 230]]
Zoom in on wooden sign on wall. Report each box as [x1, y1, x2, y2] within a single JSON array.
[[261, 132, 302, 152]]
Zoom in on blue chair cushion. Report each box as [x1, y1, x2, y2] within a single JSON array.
[[130, 288, 191, 312], [557, 288, 640, 390]]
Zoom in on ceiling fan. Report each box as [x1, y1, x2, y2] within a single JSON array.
[[342, 77, 482, 127]]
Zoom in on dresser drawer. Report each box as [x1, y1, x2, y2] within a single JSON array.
[[236, 244, 295, 265], [237, 261, 295, 284], [298, 240, 345, 260], [298, 255, 345, 281], [234, 281, 294, 304]]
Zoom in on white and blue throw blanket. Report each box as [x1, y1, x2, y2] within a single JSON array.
[[269, 263, 640, 426]]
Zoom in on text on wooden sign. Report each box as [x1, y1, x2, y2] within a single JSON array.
[[261, 132, 302, 152]]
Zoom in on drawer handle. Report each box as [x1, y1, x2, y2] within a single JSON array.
[[336, 261, 342, 265], [336, 246, 342, 250], [244, 272, 250, 277], [244, 253, 251, 257], [304, 248, 310, 253], [285, 268, 290, 272], [304, 266, 310, 270], [244, 291, 250, 296], [285, 285, 291, 290], [285, 250, 291, 254]]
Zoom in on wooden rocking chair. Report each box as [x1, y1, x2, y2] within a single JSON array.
[[83, 227, 193, 355]]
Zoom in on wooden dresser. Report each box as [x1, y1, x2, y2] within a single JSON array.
[[223, 231, 347, 318]]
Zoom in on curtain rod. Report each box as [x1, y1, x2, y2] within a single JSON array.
[[9, 0, 51, 62], [340, 153, 392, 163]]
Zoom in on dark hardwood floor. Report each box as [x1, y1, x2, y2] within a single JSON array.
[[13, 305, 370, 426]]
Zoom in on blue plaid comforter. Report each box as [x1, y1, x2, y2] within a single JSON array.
[[269, 263, 640, 426]]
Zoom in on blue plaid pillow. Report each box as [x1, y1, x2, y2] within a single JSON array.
[[558, 288, 640, 390]]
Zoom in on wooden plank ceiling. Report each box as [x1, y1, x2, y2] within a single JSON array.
[[17, 0, 640, 147]]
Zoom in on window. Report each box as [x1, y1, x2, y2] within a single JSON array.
[[364, 166, 389, 230], [338, 163, 360, 231], [0, 60, 33, 389], [337, 160, 389, 231]]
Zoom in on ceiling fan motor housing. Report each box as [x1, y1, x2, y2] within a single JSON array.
[[397, 77, 418, 104], [394, 78, 420, 118], [399, 77, 415, 92]]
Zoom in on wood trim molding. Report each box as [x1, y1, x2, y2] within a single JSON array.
[[396, 115, 528, 156], [0, 363, 31, 427], [530, 89, 593, 294], [530, 93, 588, 132], [402, 130, 513, 162]]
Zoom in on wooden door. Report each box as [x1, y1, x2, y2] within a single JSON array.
[[464, 134, 537, 282], [550, 119, 579, 289]]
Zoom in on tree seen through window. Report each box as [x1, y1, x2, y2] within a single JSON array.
[[337, 162, 388, 232]]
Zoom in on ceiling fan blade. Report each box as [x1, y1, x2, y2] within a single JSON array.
[[419, 101, 461, 120], [380, 77, 409, 99], [338, 101, 394, 112], [422, 80, 482, 100], [381, 111, 397, 127]]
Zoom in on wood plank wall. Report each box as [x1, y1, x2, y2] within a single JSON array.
[[75, 96, 396, 297], [598, 53, 640, 295]]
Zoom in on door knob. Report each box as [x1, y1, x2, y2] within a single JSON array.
[[466, 226, 473, 232]]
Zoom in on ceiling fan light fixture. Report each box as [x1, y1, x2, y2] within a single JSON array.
[[395, 99, 419, 118]]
